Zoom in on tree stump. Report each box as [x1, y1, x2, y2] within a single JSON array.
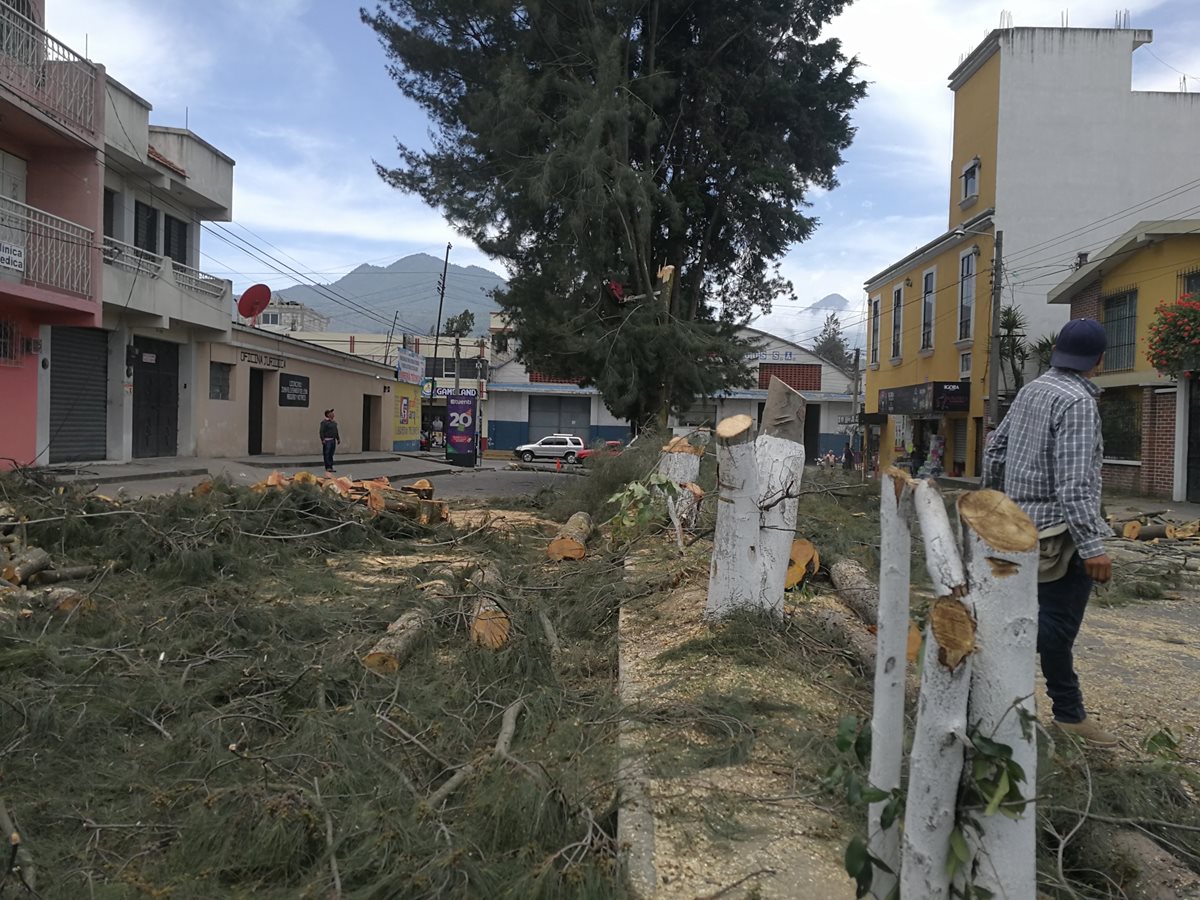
[[705, 415, 759, 618]]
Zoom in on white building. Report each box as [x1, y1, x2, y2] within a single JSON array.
[[241, 297, 330, 333]]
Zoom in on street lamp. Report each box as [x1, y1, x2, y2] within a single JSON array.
[[953, 223, 1004, 429]]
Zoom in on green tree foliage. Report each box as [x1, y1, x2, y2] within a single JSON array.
[[999, 305, 1030, 393], [813, 312, 853, 371], [441, 308, 475, 337], [363, 0, 865, 426]]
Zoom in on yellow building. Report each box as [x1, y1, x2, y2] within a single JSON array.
[[1048, 222, 1200, 501], [864, 26, 1200, 478]]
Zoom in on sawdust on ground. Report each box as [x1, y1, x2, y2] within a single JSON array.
[[620, 573, 858, 900]]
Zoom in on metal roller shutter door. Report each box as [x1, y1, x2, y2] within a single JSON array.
[[953, 417, 968, 464], [528, 395, 590, 442], [49, 327, 108, 463]]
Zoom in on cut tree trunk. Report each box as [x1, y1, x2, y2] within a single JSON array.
[[705, 415, 759, 619], [468, 563, 511, 649], [911, 479, 967, 596], [785, 539, 819, 589], [28, 564, 105, 585], [400, 478, 435, 500], [901, 492, 973, 900], [958, 489, 1039, 900], [753, 376, 807, 614], [658, 436, 705, 529], [1, 547, 52, 585], [1127, 522, 1175, 541], [547, 512, 594, 561], [0, 585, 91, 614], [1091, 827, 1200, 900], [362, 609, 431, 675], [867, 469, 914, 899], [831, 559, 879, 626]]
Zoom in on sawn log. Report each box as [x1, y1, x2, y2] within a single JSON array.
[[547, 512, 594, 561], [362, 609, 431, 675]]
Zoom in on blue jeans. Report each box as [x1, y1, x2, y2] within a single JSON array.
[[1038, 553, 1092, 723], [322, 439, 336, 471]]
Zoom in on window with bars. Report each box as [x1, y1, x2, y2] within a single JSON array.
[[921, 269, 935, 350], [869, 296, 880, 364], [209, 362, 232, 400], [164, 215, 188, 265], [1185, 270, 1200, 297], [1099, 387, 1141, 461], [890, 286, 903, 359], [958, 252, 975, 341], [0, 319, 20, 366], [133, 201, 159, 254], [1101, 291, 1137, 372]]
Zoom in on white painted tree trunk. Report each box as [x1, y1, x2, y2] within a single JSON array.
[[658, 437, 705, 530], [705, 415, 759, 619], [912, 479, 967, 597], [867, 469, 913, 899], [753, 432, 805, 616], [959, 490, 1039, 899], [901, 489, 973, 900]]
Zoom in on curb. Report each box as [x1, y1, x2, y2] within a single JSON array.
[[50, 466, 211, 486]]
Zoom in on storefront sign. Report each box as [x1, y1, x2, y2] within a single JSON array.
[[0, 241, 25, 271], [878, 381, 970, 415], [240, 350, 286, 369], [431, 385, 478, 398], [278, 374, 310, 407], [444, 389, 477, 467], [744, 349, 797, 362], [394, 347, 424, 385]]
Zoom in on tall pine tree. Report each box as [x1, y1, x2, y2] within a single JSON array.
[[363, 0, 865, 427], [812, 312, 853, 371]]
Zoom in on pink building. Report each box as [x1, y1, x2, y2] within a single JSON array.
[[0, 0, 105, 466]]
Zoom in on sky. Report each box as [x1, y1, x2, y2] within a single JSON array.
[[45, 0, 1200, 348]]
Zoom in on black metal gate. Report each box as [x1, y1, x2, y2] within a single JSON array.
[[132, 337, 179, 459], [1188, 382, 1200, 503], [48, 327, 108, 463], [248, 369, 264, 455]]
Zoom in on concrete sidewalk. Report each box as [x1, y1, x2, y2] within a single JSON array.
[[46, 453, 469, 498]]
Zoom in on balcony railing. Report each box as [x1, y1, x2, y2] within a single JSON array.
[[102, 236, 229, 302], [0, 194, 92, 296], [0, 0, 97, 137]]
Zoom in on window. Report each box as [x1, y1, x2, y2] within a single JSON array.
[[1185, 271, 1200, 297], [103, 189, 115, 239], [133, 201, 159, 254], [890, 286, 903, 359], [958, 252, 975, 341], [960, 352, 972, 376], [961, 158, 979, 201], [258, 312, 279, 325], [1101, 291, 1137, 372], [163, 215, 188, 265], [209, 362, 232, 400], [1100, 387, 1141, 461], [921, 269, 935, 350], [869, 295, 881, 365]]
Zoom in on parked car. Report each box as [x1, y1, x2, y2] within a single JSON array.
[[513, 434, 586, 463], [577, 440, 624, 462]]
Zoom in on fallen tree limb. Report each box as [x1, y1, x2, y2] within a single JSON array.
[[0, 798, 35, 895], [468, 563, 511, 649], [426, 699, 525, 810], [1, 547, 51, 585], [547, 512, 594, 561], [28, 564, 106, 585], [1090, 826, 1200, 900], [362, 609, 431, 675], [830, 558, 878, 626]]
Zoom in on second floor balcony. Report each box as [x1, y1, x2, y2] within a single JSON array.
[[102, 236, 232, 333], [0, 193, 92, 297], [0, 0, 98, 140]]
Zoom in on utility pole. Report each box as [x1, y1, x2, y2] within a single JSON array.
[[382, 310, 399, 367], [986, 230, 1005, 430], [851, 347, 863, 481], [430, 242, 451, 409], [453, 337, 461, 390]]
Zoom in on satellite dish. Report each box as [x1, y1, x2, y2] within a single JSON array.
[[237, 283, 271, 319]]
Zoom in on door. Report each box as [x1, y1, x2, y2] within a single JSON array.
[[528, 395, 590, 442], [48, 327, 108, 463], [362, 394, 378, 452], [131, 337, 178, 459], [1188, 381, 1200, 503], [804, 403, 821, 462], [248, 369, 264, 455]]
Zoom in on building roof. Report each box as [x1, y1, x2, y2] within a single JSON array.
[[231, 323, 396, 374], [1047, 219, 1200, 305], [947, 27, 1153, 90]]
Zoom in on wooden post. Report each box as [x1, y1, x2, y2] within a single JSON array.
[[902, 484, 972, 900], [959, 490, 1039, 899], [867, 469, 913, 898], [753, 377, 806, 615], [705, 415, 758, 618]]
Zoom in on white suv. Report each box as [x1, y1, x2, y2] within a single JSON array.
[[514, 434, 586, 463]]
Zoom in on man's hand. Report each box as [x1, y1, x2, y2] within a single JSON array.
[[1084, 553, 1112, 584]]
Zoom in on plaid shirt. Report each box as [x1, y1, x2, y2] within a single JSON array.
[[981, 368, 1109, 559]]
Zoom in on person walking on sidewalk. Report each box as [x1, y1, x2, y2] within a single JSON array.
[[320, 408, 340, 474], [982, 318, 1117, 749]]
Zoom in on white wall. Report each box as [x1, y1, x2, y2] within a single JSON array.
[[995, 28, 1200, 337]]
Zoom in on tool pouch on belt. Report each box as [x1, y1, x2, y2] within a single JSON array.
[[1037, 523, 1075, 583]]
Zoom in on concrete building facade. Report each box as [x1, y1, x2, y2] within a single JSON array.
[[865, 26, 1200, 477]]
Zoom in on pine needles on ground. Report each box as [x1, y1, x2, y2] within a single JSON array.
[[0, 473, 632, 899]]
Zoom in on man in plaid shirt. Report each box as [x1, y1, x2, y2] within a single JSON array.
[[983, 318, 1117, 748]]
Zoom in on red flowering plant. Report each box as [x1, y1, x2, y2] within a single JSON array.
[[1146, 294, 1200, 379]]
